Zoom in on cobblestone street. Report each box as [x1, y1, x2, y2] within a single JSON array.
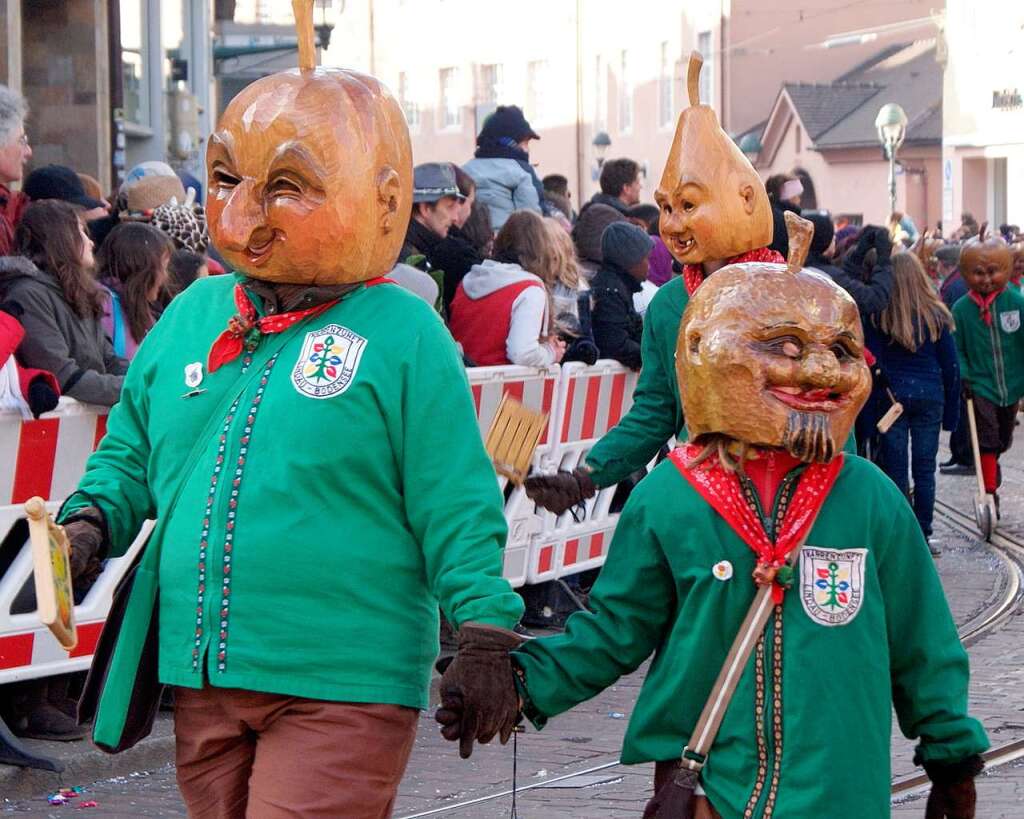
[[3, 436, 1024, 818]]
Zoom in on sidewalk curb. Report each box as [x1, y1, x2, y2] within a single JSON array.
[[0, 715, 175, 801]]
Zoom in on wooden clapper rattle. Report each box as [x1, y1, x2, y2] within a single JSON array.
[[484, 393, 548, 484], [25, 497, 78, 650]]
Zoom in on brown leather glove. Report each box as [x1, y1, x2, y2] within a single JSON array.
[[924, 755, 983, 819], [62, 507, 107, 582], [523, 468, 597, 515], [434, 622, 523, 759]]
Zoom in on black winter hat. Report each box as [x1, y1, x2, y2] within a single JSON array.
[[601, 222, 655, 269], [23, 164, 106, 211], [477, 105, 540, 144]]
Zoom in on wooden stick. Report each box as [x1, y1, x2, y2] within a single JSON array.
[[784, 211, 814, 273], [292, 0, 317, 72], [687, 51, 703, 106]]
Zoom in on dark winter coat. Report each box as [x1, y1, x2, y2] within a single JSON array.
[[0, 256, 128, 406], [583, 192, 630, 216], [590, 261, 643, 370], [429, 226, 484, 316], [864, 321, 960, 431], [940, 271, 968, 311]]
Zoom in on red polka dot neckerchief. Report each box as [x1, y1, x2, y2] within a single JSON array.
[[207, 278, 393, 373], [682, 247, 785, 296], [670, 443, 844, 603]]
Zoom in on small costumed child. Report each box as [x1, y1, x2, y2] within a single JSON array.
[[438, 214, 989, 818], [952, 229, 1024, 512]]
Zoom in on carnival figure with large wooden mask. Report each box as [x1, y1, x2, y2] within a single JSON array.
[[508, 215, 987, 819], [525, 53, 785, 515], [62, 2, 523, 815]]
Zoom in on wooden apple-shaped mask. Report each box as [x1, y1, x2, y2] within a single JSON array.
[[206, 1, 412, 285], [960, 224, 1012, 296], [678, 213, 871, 463], [655, 52, 773, 265]]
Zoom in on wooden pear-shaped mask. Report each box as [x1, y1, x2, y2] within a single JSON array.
[[677, 213, 870, 463], [655, 52, 773, 266], [206, 0, 413, 284]]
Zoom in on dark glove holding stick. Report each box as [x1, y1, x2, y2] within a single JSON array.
[[61, 506, 107, 582], [961, 381, 974, 402], [523, 468, 597, 516], [434, 622, 523, 758], [923, 755, 983, 819]]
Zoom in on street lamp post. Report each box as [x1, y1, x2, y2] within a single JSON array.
[[874, 103, 908, 217], [591, 130, 611, 181]]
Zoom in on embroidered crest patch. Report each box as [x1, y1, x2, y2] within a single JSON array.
[[999, 310, 1020, 333], [799, 547, 867, 626], [291, 324, 367, 399]]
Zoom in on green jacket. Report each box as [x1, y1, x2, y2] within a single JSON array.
[[63, 275, 523, 729], [515, 455, 986, 818], [952, 287, 1024, 406], [585, 276, 853, 486]]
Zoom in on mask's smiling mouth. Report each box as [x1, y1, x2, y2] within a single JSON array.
[[769, 385, 848, 412], [669, 235, 696, 256], [245, 233, 277, 265]]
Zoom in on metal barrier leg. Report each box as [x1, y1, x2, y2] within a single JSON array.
[[0, 713, 64, 772], [553, 578, 590, 613]]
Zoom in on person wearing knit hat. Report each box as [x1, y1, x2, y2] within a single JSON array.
[[118, 160, 187, 214], [588, 221, 654, 370], [572, 202, 627, 276], [463, 104, 546, 231]]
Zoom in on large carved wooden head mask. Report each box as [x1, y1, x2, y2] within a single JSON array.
[[206, 1, 412, 284], [655, 53, 773, 265], [960, 224, 1013, 296], [678, 213, 871, 463]]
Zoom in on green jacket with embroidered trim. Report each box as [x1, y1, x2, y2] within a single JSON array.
[[63, 274, 523, 717], [952, 287, 1024, 406], [584, 276, 854, 487], [513, 454, 987, 819]]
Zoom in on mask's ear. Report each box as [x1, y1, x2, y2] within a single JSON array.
[[740, 183, 757, 215], [377, 167, 402, 233]]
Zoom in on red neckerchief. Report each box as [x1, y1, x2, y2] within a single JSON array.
[[208, 284, 339, 373], [968, 287, 1004, 326], [670, 443, 844, 603], [682, 247, 785, 296]]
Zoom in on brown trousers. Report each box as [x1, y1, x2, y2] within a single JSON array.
[[174, 686, 418, 819], [649, 761, 721, 819]]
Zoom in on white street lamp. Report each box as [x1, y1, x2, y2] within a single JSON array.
[[875, 103, 908, 216]]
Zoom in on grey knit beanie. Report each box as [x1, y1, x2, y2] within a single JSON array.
[[601, 221, 655, 269]]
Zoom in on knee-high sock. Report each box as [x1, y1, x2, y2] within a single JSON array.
[[980, 453, 999, 494]]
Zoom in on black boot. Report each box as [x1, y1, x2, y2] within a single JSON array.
[[15, 678, 87, 741]]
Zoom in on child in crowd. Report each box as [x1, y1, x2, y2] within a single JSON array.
[[167, 248, 208, 295], [589, 221, 653, 370], [96, 222, 173, 360], [952, 233, 1024, 513]]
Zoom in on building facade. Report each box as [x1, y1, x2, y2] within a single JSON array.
[[320, 0, 934, 206], [942, 0, 1023, 232]]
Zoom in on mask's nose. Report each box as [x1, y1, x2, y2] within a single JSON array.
[[800, 348, 841, 389], [214, 181, 266, 251]]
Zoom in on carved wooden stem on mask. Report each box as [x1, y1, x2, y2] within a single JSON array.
[[784, 211, 814, 273], [292, 0, 317, 72], [687, 51, 703, 106]]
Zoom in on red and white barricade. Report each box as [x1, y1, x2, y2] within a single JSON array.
[[0, 362, 644, 685], [525, 360, 638, 584], [467, 365, 559, 588]]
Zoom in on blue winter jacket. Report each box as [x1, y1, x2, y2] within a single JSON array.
[[463, 157, 542, 231], [864, 321, 961, 431]]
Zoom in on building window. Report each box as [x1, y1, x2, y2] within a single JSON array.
[[480, 63, 502, 106], [619, 50, 633, 132], [697, 31, 713, 105], [120, 0, 150, 127], [527, 60, 549, 125], [440, 67, 461, 129], [659, 42, 674, 127], [398, 72, 419, 129], [594, 55, 607, 132]]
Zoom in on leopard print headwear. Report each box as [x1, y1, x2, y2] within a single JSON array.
[[151, 203, 209, 254]]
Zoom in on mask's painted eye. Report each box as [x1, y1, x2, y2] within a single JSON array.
[[830, 343, 855, 361], [683, 201, 696, 213], [661, 202, 673, 215], [212, 168, 240, 189], [269, 177, 302, 198]]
